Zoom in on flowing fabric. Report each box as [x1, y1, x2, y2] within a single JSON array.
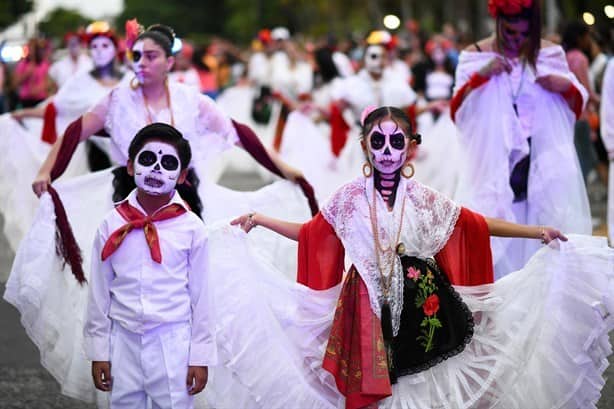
[[452, 46, 592, 279]]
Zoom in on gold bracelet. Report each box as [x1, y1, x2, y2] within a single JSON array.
[[246, 212, 256, 229], [539, 226, 546, 244]]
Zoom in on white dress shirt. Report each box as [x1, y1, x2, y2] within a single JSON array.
[[84, 189, 217, 367]]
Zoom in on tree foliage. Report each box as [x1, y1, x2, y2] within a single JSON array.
[[0, 0, 33, 31], [38, 8, 90, 40]]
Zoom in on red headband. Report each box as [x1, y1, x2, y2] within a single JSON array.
[[487, 0, 532, 17], [83, 21, 118, 46]]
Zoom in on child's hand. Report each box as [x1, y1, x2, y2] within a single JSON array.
[[231, 213, 258, 233], [92, 361, 112, 392], [540, 226, 568, 244], [187, 365, 208, 395]]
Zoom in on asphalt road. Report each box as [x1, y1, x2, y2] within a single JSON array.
[[1, 169, 612, 408]]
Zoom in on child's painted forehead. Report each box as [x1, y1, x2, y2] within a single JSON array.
[[137, 140, 179, 156], [368, 119, 403, 135]]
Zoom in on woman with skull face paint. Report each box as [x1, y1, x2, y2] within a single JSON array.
[[450, 0, 592, 279], [0, 22, 125, 254], [5, 21, 317, 405]]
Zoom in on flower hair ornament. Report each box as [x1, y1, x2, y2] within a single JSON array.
[[125, 18, 145, 51], [83, 21, 118, 45], [488, 0, 533, 17]]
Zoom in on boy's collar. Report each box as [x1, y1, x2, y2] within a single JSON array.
[[119, 188, 188, 214]]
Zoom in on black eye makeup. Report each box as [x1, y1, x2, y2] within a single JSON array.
[[137, 150, 156, 166], [390, 133, 406, 149], [161, 154, 179, 171], [132, 50, 142, 62], [370, 132, 385, 149]]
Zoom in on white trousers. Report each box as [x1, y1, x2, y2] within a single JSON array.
[[609, 161, 614, 244], [109, 321, 193, 409]]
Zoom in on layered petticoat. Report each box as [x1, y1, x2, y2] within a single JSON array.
[[200, 228, 614, 409], [0, 114, 89, 259], [3, 168, 310, 406]]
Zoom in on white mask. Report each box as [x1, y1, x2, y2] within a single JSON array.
[[364, 45, 385, 75], [134, 141, 181, 195], [367, 120, 408, 174], [90, 36, 116, 68]]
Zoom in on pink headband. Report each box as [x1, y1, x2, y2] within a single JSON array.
[[360, 105, 377, 126]]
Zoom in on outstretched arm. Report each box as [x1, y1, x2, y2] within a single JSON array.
[[485, 217, 567, 244], [32, 111, 105, 196], [231, 212, 302, 241]]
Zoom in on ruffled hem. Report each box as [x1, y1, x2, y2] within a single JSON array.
[[381, 235, 614, 409]]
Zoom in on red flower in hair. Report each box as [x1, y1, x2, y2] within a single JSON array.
[[488, 0, 532, 17], [125, 18, 143, 49]]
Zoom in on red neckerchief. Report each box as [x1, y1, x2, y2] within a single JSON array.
[[101, 200, 187, 263]]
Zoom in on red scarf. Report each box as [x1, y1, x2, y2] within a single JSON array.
[[101, 200, 187, 263]]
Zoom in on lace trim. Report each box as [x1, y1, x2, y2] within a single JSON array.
[[321, 178, 462, 335]]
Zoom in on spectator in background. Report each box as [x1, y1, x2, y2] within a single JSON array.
[[0, 59, 6, 114], [562, 20, 601, 183], [12, 38, 51, 108], [48, 32, 93, 89], [169, 41, 201, 89]]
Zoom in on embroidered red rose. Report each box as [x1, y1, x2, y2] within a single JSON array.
[[488, 0, 532, 17], [423, 294, 440, 316]]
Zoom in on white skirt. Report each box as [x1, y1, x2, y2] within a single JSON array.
[[198, 228, 614, 409], [0, 114, 89, 260]]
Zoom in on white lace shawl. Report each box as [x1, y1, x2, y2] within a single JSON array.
[[88, 81, 239, 165], [321, 176, 460, 335]]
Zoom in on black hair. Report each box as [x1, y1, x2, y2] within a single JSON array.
[[112, 123, 203, 217], [562, 20, 590, 51], [314, 47, 340, 84], [128, 122, 191, 169], [361, 106, 422, 145], [135, 24, 175, 56]]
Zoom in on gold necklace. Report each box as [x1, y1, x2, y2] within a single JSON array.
[[368, 182, 407, 300], [142, 80, 175, 127]]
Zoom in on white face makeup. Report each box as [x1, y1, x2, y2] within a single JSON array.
[[367, 119, 409, 174], [500, 18, 530, 54], [90, 36, 116, 67], [364, 45, 385, 75], [134, 141, 181, 196]]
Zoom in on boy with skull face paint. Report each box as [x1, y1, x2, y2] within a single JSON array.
[[84, 123, 217, 408]]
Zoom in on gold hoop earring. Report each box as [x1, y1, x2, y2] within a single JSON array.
[[362, 161, 373, 178], [401, 162, 414, 179], [130, 76, 141, 90]]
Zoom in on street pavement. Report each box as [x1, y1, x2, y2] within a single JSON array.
[[0, 170, 613, 408]]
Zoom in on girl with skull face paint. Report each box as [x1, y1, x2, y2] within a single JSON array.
[[227, 105, 614, 408], [5, 20, 318, 406], [0, 22, 126, 254], [450, 0, 592, 279]]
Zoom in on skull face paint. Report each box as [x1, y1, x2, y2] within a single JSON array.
[[134, 141, 181, 195], [367, 119, 409, 174], [499, 18, 530, 54], [364, 45, 385, 75], [90, 36, 116, 68]]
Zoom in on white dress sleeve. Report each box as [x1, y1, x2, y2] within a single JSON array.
[[196, 93, 239, 149]]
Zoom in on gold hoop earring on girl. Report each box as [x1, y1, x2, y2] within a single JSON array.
[[401, 162, 415, 179], [362, 161, 373, 178]]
